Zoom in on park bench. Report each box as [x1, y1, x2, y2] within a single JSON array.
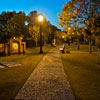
[[59, 45, 65, 53], [59, 47, 65, 53], [59, 45, 70, 54]]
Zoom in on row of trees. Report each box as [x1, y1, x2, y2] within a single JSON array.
[[58, 0, 100, 53], [0, 10, 63, 47]]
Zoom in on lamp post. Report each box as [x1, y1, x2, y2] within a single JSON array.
[[38, 15, 43, 53]]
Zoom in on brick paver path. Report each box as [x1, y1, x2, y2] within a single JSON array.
[[15, 47, 75, 100]]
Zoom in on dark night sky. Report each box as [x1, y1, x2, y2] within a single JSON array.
[[0, 0, 68, 29]]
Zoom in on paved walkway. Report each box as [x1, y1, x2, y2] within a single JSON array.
[[15, 47, 75, 100]]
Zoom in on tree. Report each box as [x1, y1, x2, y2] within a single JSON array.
[[0, 10, 59, 49], [7, 12, 27, 38], [0, 11, 16, 55], [58, 0, 100, 53], [0, 11, 15, 42], [48, 25, 58, 46], [41, 21, 52, 44], [28, 11, 38, 26], [29, 25, 40, 47], [28, 11, 51, 45]]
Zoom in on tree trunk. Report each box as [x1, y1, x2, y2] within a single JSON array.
[[97, 45, 100, 65], [8, 43, 11, 56], [18, 43, 21, 55], [89, 36, 92, 54], [77, 44, 80, 50], [35, 39, 38, 47], [92, 33, 96, 52], [4, 42, 6, 56]]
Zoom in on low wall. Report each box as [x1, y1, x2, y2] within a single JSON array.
[[0, 38, 26, 56], [0, 44, 4, 52]]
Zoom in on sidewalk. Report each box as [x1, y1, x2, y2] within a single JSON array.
[[15, 47, 75, 100]]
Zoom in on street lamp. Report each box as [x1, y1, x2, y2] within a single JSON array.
[[68, 27, 71, 30], [38, 15, 43, 22], [38, 15, 44, 53], [62, 35, 65, 38]]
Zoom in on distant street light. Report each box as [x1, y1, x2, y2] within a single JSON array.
[[68, 27, 71, 30], [62, 35, 65, 38], [38, 15, 44, 53]]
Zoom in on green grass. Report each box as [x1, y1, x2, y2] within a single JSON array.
[[0, 45, 52, 100], [65, 44, 98, 52], [61, 44, 100, 100]]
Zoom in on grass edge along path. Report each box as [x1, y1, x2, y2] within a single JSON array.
[[0, 45, 52, 100], [61, 44, 100, 100]]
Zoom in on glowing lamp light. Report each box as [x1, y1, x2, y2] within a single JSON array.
[[62, 36, 65, 38], [38, 15, 43, 22], [68, 27, 71, 30], [12, 43, 18, 50]]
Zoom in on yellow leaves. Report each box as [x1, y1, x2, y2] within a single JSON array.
[[29, 25, 39, 33], [57, 13, 60, 16], [57, 0, 76, 30], [29, 25, 40, 39], [74, 10, 77, 15], [55, 30, 67, 40], [58, 14, 63, 21], [58, 22, 63, 28], [58, 22, 61, 26], [62, 1, 73, 15], [65, 1, 72, 8], [63, 27, 67, 31]]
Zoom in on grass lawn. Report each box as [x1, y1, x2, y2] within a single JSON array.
[[0, 45, 52, 100], [61, 44, 100, 100]]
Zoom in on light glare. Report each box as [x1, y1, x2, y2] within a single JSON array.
[[38, 15, 43, 22], [62, 36, 65, 38], [68, 27, 71, 30]]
